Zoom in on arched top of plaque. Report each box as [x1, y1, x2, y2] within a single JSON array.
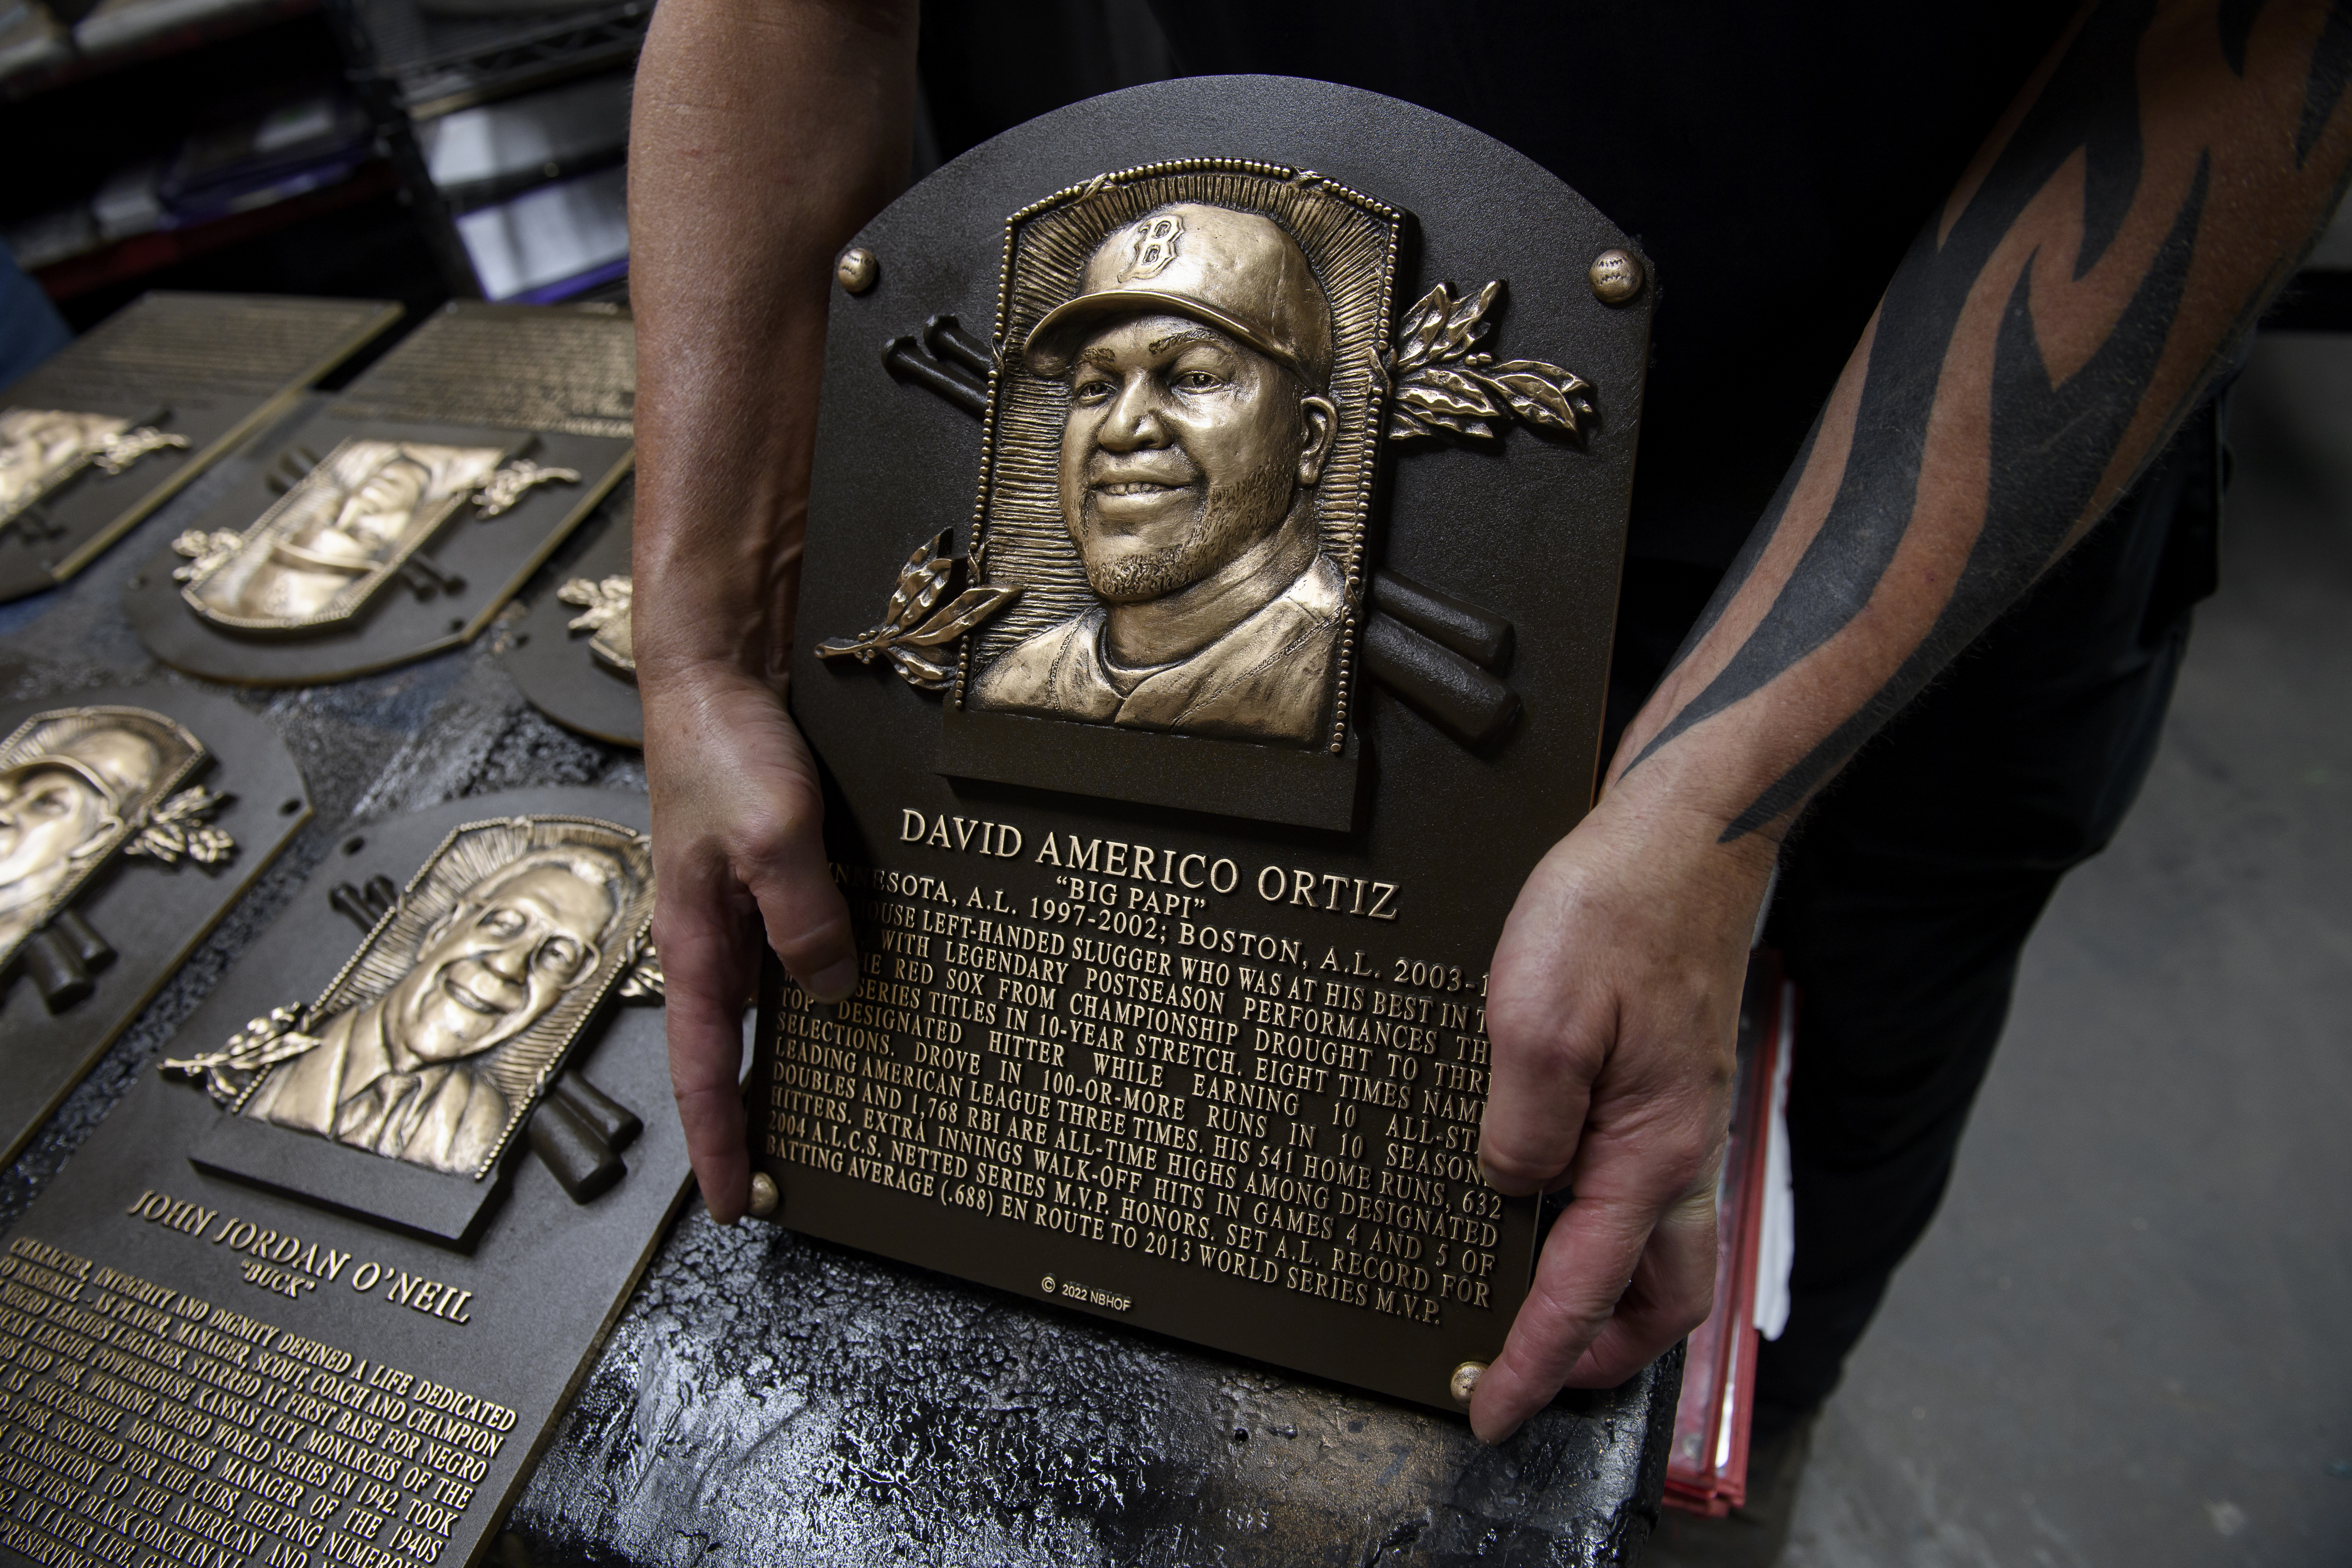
[[802, 77, 1652, 836]]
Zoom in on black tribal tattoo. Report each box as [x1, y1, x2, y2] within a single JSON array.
[[1625, 0, 2352, 841]]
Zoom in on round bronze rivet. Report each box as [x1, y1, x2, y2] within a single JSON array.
[[836, 247, 879, 294], [1590, 248, 1644, 305], [747, 1171, 780, 1217], [1449, 1360, 1486, 1407]]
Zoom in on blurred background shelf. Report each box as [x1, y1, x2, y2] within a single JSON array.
[[321, 0, 643, 303], [328, 0, 647, 310], [31, 156, 396, 302], [0, 0, 642, 325], [0, 0, 1206, 330], [0, 0, 438, 327], [0, 0, 1217, 330], [0, 0, 316, 101], [364, 0, 645, 120]]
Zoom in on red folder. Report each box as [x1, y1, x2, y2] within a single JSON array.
[[1664, 953, 1794, 1517]]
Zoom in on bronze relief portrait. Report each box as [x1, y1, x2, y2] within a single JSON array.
[[175, 438, 509, 632], [0, 408, 187, 529], [961, 163, 1401, 752], [0, 705, 223, 976], [172, 816, 653, 1179]]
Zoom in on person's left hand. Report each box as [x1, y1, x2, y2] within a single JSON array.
[[1467, 778, 1772, 1443]]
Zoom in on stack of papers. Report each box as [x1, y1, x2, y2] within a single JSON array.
[[455, 161, 627, 301]]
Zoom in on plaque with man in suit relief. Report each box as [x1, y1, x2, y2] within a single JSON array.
[[0, 789, 689, 1568]]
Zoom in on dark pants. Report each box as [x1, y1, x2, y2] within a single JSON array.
[[1603, 407, 2221, 1440]]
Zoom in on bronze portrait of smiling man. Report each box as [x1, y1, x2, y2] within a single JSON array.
[[240, 829, 648, 1176], [0, 708, 200, 972], [969, 202, 1349, 747]]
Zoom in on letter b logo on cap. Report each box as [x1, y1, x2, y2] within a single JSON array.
[[1122, 215, 1184, 282]]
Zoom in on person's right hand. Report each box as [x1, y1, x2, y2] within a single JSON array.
[[642, 659, 857, 1224]]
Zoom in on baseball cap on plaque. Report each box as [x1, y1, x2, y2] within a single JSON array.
[[773, 79, 1652, 1412], [1023, 203, 1338, 382]]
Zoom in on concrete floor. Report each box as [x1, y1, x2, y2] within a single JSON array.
[[1781, 332, 2352, 1565]]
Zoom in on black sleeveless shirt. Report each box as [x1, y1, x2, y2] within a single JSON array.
[[1132, 2, 2071, 567]]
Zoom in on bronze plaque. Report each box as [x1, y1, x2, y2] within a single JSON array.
[[503, 482, 642, 748], [753, 82, 1652, 1410], [125, 304, 636, 686], [0, 686, 310, 1170], [0, 293, 400, 602], [0, 788, 687, 1568], [176, 438, 518, 634], [181, 812, 659, 1241]]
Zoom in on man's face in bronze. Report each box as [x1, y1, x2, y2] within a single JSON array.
[[0, 412, 112, 512], [5, 411, 98, 463], [335, 452, 432, 543], [0, 764, 106, 893], [1061, 315, 1335, 605], [385, 862, 613, 1065]]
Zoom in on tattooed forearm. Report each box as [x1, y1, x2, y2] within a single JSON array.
[[1724, 155, 2210, 837], [1615, 0, 2352, 841], [2296, 8, 2352, 155]]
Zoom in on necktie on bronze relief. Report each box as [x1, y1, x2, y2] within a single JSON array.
[[334, 1070, 427, 1159]]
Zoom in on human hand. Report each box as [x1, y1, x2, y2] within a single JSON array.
[[1467, 782, 1773, 1443], [643, 660, 857, 1224]]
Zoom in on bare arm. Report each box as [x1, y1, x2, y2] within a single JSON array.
[[1470, 0, 2352, 1441], [629, 0, 916, 1222]]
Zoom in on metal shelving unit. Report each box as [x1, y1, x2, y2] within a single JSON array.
[[0, 0, 445, 326], [323, 0, 643, 302]]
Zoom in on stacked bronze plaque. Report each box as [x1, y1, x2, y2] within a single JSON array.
[[756, 82, 1652, 1410], [126, 303, 636, 685], [0, 293, 400, 602], [0, 283, 699, 1568], [0, 788, 687, 1568], [0, 686, 309, 1167], [503, 480, 642, 747]]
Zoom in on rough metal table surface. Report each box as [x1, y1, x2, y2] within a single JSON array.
[[0, 408, 1674, 1568]]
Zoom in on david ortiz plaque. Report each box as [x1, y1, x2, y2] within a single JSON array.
[[755, 78, 1653, 1413]]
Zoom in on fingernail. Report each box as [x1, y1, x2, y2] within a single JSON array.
[[1473, 1416, 1522, 1447], [808, 957, 858, 1002]]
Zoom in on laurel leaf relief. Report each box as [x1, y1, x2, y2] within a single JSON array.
[[1381, 281, 1594, 444], [818, 530, 1021, 691]]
